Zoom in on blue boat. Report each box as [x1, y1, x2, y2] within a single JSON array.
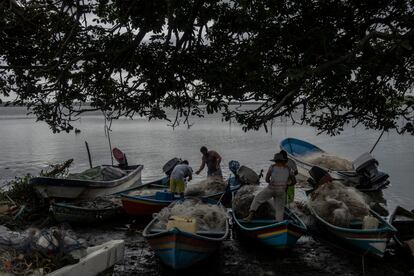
[[142, 199, 229, 269], [307, 196, 396, 258], [232, 208, 307, 249], [280, 137, 389, 192], [121, 171, 241, 216]]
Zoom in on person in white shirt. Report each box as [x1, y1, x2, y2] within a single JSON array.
[[244, 153, 296, 222]]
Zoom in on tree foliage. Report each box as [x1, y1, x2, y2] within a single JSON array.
[[0, 0, 413, 134]]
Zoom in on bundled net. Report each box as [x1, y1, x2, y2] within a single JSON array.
[[232, 185, 275, 219], [308, 181, 370, 227], [304, 154, 353, 171], [127, 188, 163, 197], [184, 177, 227, 197], [154, 198, 227, 232]]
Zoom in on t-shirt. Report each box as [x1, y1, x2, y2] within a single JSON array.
[[171, 164, 193, 181], [268, 165, 293, 189]]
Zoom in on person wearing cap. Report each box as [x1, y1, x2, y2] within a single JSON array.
[[195, 146, 222, 178], [169, 160, 193, 197], [244, 153, 296, 222], [280, 150, 298, 206]]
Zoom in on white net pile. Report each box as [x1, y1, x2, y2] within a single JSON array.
[[154, 198, 227, 232], [308, 181, 370, 227], [127, 188, 163, 196], [184, 177, 227, 197], [232, 185, 275, 219], [304, 154, 353, 171]]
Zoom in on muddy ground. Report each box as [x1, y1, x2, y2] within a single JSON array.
[[74, 213, 414, 276]]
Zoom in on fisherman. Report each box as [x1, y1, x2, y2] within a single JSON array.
[[195, 146, 223, 178], [244, 153, 296, 222], [280, 150, 298, 206], [169, 160, 193, 198]]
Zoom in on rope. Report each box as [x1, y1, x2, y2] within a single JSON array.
[[369, 129, 385, 154]]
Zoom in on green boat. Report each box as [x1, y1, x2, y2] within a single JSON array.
[[50, 198, 124, 224]]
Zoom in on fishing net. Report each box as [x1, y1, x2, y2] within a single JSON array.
[[308, 181, 370, 227], [0, 226, 86, 275], [184, 177, 227, 197], [67, 166, 126, 181], [304, 154, 353, 171], [232, 185, 275, 219], [154, 198, 227, 232], [67, 196, 122, 209], [128, 188, 164, 197]]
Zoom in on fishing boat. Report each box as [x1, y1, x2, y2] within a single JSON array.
[[307, 198, 396, 258], [142, 199, 229, 269], [231, 208, 307, 249], [50, 198, 124, 224], [120, 177, 176, 216], [30, 165, 143, 199], [280, 137, 389, 192], [389, 206, 414, 246], [121, 177, 240, 216], [47, 240, 124, 276]]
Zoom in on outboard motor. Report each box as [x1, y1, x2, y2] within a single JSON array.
[[352, 153, 389, 189], [308, 166, 333, 188], [162, 157, 182, 176]]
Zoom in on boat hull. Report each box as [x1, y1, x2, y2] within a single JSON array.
[[31, 165, 143, 199], [146, 229, 221, 269], [232, 209, 306, 249], [389, 206, 414, 244], [51, 202, 124, 224], [121, 195, 172, 216], [280, 138, 389, 192], [308, 200, 396, 258], [143, 198, 228, 269]]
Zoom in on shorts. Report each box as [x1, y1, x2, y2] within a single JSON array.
[[170, 179, 185, 193]]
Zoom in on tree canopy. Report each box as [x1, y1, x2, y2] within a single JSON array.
[[1, 0, 413, 134]]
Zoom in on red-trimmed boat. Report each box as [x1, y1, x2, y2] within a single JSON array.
[[232, 208, 307, 249], [120, 177, 173, 216], [121, 177, 240, 217], [142, 198, 229, 269]]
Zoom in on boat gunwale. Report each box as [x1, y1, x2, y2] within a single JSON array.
[[231, 208, 307, 233], [142, 199, 229, 242], [51, 202, 122, 212], [389, 206, 414, 223], [307, 196, 397, 235], [29, 165, 144, 188], [121, 183, 240, 204]]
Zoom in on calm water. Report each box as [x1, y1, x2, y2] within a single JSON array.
[[1, 106, 413, 211]]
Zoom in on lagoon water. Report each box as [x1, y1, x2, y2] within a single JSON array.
[[1, 106, 414, 211]]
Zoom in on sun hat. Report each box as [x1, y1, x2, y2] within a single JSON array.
[[270, 153, 287, 162]]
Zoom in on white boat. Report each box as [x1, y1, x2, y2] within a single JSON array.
[[47, 240, 125, 276], [30, 165, 143, 199], [280, 138, 389, 192]]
